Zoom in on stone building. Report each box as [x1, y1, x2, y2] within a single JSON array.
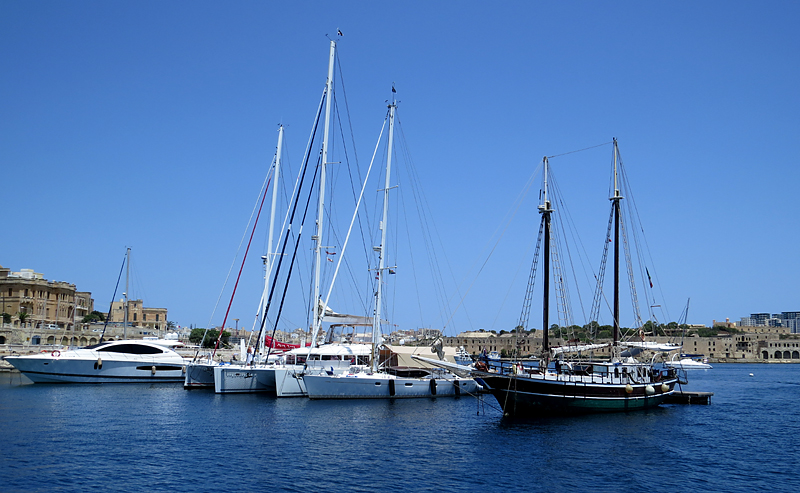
[[443, 328, 800, 363], [0, 265, 94, 332], [107, 299, 168, 334]]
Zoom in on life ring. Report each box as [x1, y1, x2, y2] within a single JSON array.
[[52, 350, 61, 357], [639, 329, 645, 341]]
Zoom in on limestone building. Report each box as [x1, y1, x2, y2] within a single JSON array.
[[107, 299, 168, 334], [0, 265, 93, 331]]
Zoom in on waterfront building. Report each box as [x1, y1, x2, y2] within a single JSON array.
[[0, 266, 94, 335], [443, 326, 800, 363], [107, 299, 168, 334], [737, 311, 800, 334]]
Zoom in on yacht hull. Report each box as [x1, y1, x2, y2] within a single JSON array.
[[476, 372, 678, 417], [5, 353, 186, 383], [303, 373, 480, 399], [184, 362, 217, 389], [213, 365, 277, 394]]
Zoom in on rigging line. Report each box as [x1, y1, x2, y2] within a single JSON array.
[[398, 120, 471, 323], [212, 174, 273, 357], [441, 163, 542, 330], [551, 174, 594, 327], [548, 172, 588, 326], [547, 141, 613, 159], [256, 87, 328, 354], [619, 159, 671, 322], [98, 252, 127, 344], [269, 162, 322, 359], [263, 155, 320, 358], [334, 98, 373, 271], [397, 174, 426, 327], [394, 118, 463, 330], [194, 161, 274, 360], [403, 132, 467, 331], [320, 114, 388, 321]]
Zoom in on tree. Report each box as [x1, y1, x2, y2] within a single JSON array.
[[81, 311, 106, 324], [190, 328, 230, 348], [166, 320, 176, 330], [17, 312, 30, 326], [1, 312, 11, 325], [697, 327, 718, 337]]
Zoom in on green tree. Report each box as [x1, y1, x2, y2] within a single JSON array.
[[1, 312, 11, 325], [190, 328, 230, 348], [17, 311, 30, 326], [166, 320, 176, 330], [697, 327, 718, 337], [81, 311, 106, 324]]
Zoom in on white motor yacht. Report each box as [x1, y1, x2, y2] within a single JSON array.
[[4, 340, 189, 383]]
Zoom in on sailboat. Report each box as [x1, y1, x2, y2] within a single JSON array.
[[213, 39, 374, 395], [473, 140, 683, 416], [302, 91, 480, 399], [183, 124, 287, 391]]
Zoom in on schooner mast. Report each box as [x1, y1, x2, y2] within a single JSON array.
[[611, 137, 622, 356]]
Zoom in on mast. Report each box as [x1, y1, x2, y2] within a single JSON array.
[[372, 96, 396, 372], [257, 125, 283, 357], [611, 138, 622, 351], [539, 157, 552, 355], [312, 40, 336, 348], [123, 247, 130, 339], [266, 125, 283, 284]]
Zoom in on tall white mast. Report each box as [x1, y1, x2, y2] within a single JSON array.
[[312, 40, 336, 348], [264, 125, 283, 292], [255, 125, 284, 355], [372, 97, 396, 372], [123, 247, 130, 339]]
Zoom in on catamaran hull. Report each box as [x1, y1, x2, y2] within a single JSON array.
[[184, 362, 218, 389], [213, 365, 277, 394], [303, 373, 480, 399], [476, 373, 678, 417], [5, 355, 186, 383], [273, 367, 308, 397]]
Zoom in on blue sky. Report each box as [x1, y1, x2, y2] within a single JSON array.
[[2, 2, 798, 334]]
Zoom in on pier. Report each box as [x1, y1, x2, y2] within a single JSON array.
[[665, 390, 713, 404]]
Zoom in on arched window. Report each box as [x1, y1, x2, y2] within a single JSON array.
[[775, 351, 782, 359], [793, 351, 799, 359], [762, 351, 769, 359], [784, 351, 791, 359]]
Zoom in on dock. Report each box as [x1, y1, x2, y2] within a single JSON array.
[[665, 390, 713, 405]]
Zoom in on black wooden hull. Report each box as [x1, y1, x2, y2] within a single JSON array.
[[476, 372, 678, 417]]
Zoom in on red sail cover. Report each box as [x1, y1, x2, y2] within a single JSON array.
[[263, 335, 310, 350]]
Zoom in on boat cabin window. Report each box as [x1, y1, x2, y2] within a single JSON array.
[[97, 344, 165, 355]]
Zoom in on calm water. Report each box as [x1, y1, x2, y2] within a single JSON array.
[[1, 364, 799, 493]]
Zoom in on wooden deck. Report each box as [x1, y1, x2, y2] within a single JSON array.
[[664, 390, 713, 404]]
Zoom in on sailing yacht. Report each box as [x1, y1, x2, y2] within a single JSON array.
[[302, 92, 480, 400], [212, 39, 373, 395], [473, 140, 683, 416], [184, 125, 287, 391]]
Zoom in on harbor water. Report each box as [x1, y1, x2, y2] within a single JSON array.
[[1, 363, 799, 493]]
